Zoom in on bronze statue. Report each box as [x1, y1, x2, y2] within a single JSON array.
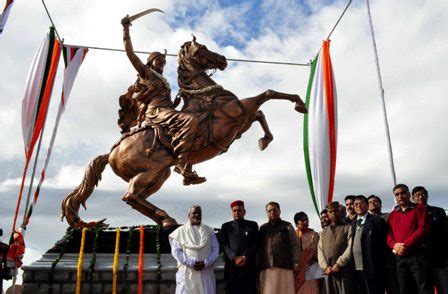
[[60, 11, 307, 228]]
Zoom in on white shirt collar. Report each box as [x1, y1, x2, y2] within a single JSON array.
[[356, 213, 368, 225]]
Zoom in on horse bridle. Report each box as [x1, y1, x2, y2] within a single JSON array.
[[178, 42, 222, 87]]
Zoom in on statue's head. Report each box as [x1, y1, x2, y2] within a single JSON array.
[[147, 51, 166, 73], [178, 35, 227, 71]]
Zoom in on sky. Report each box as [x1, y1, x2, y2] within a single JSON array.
[[0, 0, 447, 281]]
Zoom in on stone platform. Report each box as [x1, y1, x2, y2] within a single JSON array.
[[22, 226, 225, 294]]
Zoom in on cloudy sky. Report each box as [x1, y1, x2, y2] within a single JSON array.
[[0, 0, 447, 274]]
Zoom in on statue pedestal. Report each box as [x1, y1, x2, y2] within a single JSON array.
[[21, 226, 225, 294]]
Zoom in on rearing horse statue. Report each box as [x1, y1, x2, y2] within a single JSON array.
[[60, 32, 306, 229]]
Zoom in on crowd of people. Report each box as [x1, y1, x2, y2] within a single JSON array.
[[169, 184, 448, 294]]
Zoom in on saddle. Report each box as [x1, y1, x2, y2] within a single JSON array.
[[116, 87, 231, 156]]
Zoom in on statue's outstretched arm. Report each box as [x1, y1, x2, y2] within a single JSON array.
[[122, 17, 151, 79]]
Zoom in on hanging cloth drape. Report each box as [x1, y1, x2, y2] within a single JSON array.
[[12, 27, 61, 232], [0, 0, 13, 34], [22, 45, 88, 228], [303, 40, 338, 216]]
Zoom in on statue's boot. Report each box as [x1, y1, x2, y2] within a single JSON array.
[[174, 163, 206, 186]]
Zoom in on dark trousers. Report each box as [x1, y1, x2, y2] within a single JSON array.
[[353, 270, 384, 294], [225, 273, 257, 294], [433, 266, 448, 294], [395, 252, 432, 294], [384, 255, 400, 294], [325, 271, 354, 294]]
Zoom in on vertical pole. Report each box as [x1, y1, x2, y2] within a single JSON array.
[[365, 0, 397, 185], [21, 123, 46, 225]]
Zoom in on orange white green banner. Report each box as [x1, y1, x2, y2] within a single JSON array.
[[303, 40, 338, 215]]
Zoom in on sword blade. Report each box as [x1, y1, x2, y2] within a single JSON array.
[[129, 8, 164, 22]]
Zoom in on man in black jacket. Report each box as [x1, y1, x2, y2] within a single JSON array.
[[220, 200, 259, 294], [412, 186, 448, 294], [351, 195, 388, 294]]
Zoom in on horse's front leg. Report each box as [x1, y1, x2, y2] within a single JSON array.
[[255, 110, 274, 150], [241, 89, 307, 113], [263, 89, 307, 113]]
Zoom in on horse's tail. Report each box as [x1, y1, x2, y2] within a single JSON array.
[[60, 153, 110, 225]]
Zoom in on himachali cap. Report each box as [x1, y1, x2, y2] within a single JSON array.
[[230, 200, 245, 208]]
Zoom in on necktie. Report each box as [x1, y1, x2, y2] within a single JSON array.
[[357, 218, 363, 229]]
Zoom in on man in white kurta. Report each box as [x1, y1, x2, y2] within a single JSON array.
[[169, 205, 219, 294]]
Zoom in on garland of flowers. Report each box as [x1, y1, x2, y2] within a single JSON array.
[[76, 227, 88, 294], [156, 224, 162, 294], [48, 224, 167, 294], [49, 227, 74, 294], [112, 228, 121, 294], [122, 228, 134, 291], [138, 225, 144, 294], [88, 228, 101, 281]]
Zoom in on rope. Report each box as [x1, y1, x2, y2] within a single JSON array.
[[327, 0, 353, 40], [62, 43, 310, 66], [365, 0, 397, 185], [41, 0, 62, 43], [112, 228, 121, 294], [39, 1, 357, 69]]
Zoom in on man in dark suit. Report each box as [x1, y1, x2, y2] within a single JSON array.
[[220, 200, 259, 294], [412, 186, 448, 294], [351, 195, 388, 294]]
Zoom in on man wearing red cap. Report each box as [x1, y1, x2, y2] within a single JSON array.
[[220, 200, 259, 294]]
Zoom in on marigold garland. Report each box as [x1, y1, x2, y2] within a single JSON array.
[[76, 227, 88, 294], [138, 225, 144, 294], [123, 228, 134, 292], [112, 228, 121, 294], [88, 228, 100, 281], [49, 227, 74, 294], [156, 225, 162, 294]]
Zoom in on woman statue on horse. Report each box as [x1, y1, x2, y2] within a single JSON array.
[[122, 15, 206, 186]]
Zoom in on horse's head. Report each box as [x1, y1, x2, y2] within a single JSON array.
[[178, 35, 228, 73]]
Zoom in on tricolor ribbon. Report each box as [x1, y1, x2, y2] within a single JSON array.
[[303, 40, 338, 215]]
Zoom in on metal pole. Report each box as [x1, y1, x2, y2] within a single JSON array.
[[365, 0, 397, 185]]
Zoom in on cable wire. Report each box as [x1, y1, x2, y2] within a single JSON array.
[[327, 0, 352, 40], [41, 0, 63, 43], [40, 1, 354, 67], [61, 43, 310, 66]]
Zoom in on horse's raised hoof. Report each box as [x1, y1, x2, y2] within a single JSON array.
[[162, 218, 178, 229], [72, 218, 109, 229], [294, 102, 308, 113], [258, 136, 273, 151]]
